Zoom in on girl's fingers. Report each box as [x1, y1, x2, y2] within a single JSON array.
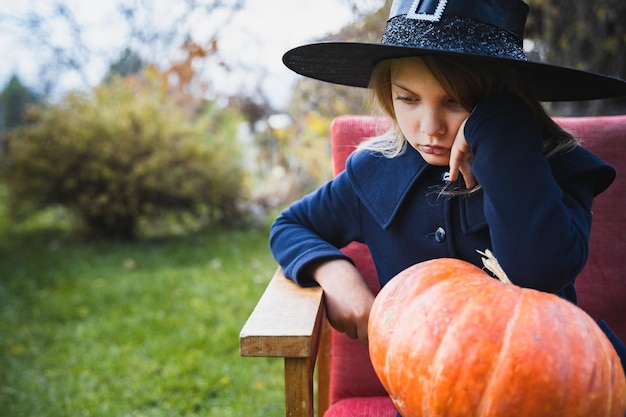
[[449, 117, 475, 188], [459, 157, 476, 189], [449, 152, 475, 188]]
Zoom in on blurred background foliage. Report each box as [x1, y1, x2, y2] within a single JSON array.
[[2, 73, 245, 239], [0, 0, 625, 239], [524, 0, 626, 115]]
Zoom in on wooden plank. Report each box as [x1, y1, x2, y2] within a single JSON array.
[[316, 319, 331, 416], [285, 357, 315, 417], [240, 268, 325, 358]]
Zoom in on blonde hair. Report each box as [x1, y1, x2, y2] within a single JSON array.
[[359, 55, 578, 159]]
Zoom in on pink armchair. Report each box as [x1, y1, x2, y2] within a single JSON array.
[[240, 114, 626, 417]]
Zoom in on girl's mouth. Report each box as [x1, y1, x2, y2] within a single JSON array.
[[419, 145, 450, 155]]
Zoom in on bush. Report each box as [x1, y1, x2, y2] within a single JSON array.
[[1, 76, 248, 239]]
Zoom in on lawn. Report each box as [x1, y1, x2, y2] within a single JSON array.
[[0, 203, 285, 416]]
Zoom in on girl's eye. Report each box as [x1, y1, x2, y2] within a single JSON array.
[[446, 99, 464, 110], [395, 96, 418, 104]]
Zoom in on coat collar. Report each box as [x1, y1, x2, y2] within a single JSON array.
[[344, 144, 614, 232], [346, 146, 427, 229], [346, 147, 488, 232], [344, 146, 489, 231]]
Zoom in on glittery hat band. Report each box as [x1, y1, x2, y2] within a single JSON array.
[[381, 15, 527, 62]]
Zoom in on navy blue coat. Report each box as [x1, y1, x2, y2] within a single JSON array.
[[270, 95, 616, 304]]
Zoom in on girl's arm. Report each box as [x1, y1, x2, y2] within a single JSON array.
[[270, 167, 374, 343], [269, 170, 362, 286], [308, 258, 374, 344], [463, 94, 596, 292]]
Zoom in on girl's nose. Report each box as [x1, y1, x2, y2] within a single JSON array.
[[420, 109, 446, 136]]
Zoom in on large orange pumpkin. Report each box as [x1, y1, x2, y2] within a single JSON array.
[[368, 257, 626, 417]]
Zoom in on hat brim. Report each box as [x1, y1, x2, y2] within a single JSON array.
[[283, 42, 626, 102]]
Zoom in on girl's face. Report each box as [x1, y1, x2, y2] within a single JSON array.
[[390, 57, 471, 166]]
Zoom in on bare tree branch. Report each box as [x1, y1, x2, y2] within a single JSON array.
[[0, 0, 247, 99]]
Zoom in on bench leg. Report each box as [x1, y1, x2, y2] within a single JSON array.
[[285, 357, 314, 417]]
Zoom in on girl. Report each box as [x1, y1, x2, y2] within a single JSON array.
[[270, 0, 626, 409]]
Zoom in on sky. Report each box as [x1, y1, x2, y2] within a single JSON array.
[[0, 0, 370, 108]]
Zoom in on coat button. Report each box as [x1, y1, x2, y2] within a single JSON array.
[[434, 227, 446, 243]]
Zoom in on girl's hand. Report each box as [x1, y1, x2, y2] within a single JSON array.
[[448, 117, 477, 189], [309, 259, 374, 345]]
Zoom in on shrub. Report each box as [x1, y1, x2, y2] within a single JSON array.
[[1, 76, 248, 239]]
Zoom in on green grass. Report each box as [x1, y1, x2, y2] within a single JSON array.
[[0, 204, 285, 416]]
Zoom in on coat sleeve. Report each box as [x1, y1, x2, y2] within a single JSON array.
[[269, 163, 364, 286], [464, 94, 615, 293]]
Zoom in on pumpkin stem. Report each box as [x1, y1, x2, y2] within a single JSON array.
[[477, 249, 512, 284]]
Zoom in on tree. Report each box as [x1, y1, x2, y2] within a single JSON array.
[[0, 75, 41, 154], [2, 74, 248, 239], [272, 1, 391, 192], [0, 75, 41, 129], [105, 48, 145, 81], [524, 0, 626, 115], [0, 0, 245, 99], [288, 0, 389, 119]]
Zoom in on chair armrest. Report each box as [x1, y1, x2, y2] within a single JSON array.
[[240, 267, 324, 357], [240, 267, 325, 417]]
